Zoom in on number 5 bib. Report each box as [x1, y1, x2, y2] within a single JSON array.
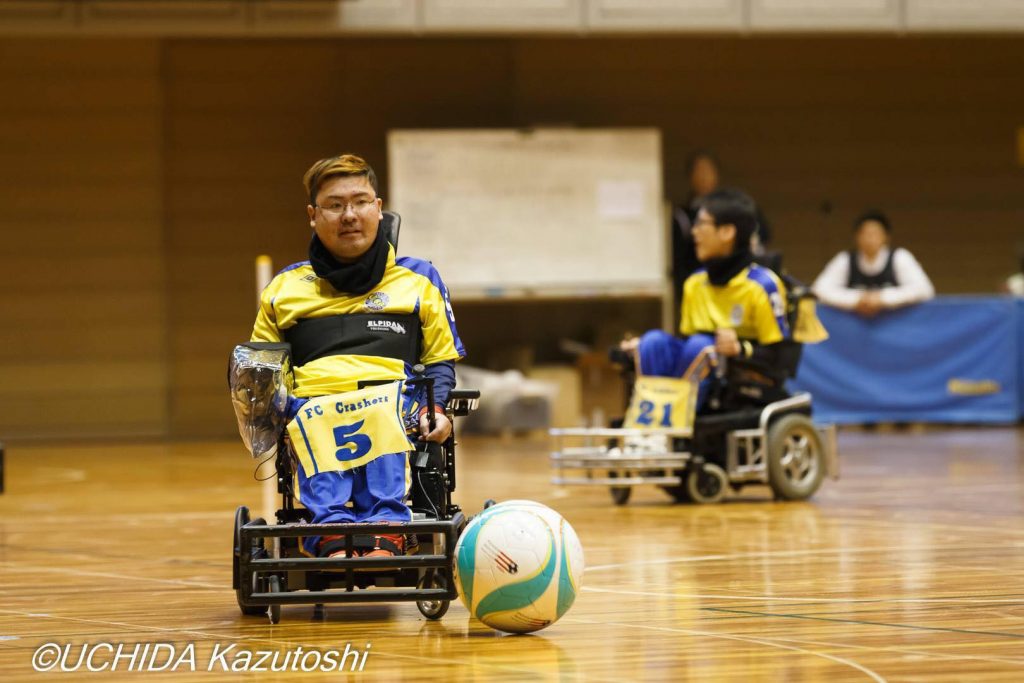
[[623, 376, 697, 431], [286, 381, 412, 477]]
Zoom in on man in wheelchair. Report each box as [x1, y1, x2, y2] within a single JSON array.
[[624, 187, 795, 417], [247, 153, 465, 561], [550, 188, 834, 505]]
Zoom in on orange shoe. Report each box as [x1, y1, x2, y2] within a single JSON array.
[[319, 535, 362, 559], [362, 534, 404, 559]]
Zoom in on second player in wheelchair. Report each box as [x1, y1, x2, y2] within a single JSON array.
[[229, 154, 478, 623], [550, 188, 838, 505]]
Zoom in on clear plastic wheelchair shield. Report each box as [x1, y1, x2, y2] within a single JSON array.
[[228, 342, 294, 458]]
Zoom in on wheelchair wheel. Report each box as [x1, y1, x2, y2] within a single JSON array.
[[607, 471, 632, 506], [267, 575, 282, 625], [686, 463, 728, 504], [233, 506, 267, 617], [416, 572, 450, 620], [766, 414, 825, 500]]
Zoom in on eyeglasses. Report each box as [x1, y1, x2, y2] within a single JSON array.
[[692, 216, 717, 231], [315, 197, 379, 216]]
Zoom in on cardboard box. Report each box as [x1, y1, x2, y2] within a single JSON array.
[[527, 365, 583, 428], [576, 352, 627, 427]]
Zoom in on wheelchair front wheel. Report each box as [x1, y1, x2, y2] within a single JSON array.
[[766, 414, 825, 500], [416, 572, 450, 620], [267, 575, 282, 625], [233, 506, 267, 617], [686, 463, 728, 504]]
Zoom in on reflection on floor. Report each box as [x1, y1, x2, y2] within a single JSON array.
[[0, 427, 1022, 680]]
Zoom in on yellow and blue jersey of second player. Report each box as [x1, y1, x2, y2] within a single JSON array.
[[251, 244, 465, 397], [680, 264, 790, 344]]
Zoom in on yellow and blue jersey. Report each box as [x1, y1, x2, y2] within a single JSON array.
[[251, 244, 465, 399], [680, 265, 790, 344]]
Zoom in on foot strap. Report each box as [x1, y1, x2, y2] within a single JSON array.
[[318, 534, 379, 558], [372, 535, 403, 555]]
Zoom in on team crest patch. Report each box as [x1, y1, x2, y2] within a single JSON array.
[[730, 304, 744, 325], [364, 292, 389, 311]]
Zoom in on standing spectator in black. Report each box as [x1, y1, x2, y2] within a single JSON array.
[[670, 151, 775, 321], [812, 209, 934, 317]]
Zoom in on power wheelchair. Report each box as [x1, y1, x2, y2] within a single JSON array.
[[550, 278, 839, 505], [229, 212, 481, 624]]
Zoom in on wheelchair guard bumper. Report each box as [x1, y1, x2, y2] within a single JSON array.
[[549, 427, 692, 488], [549, 394, 840, 494], [237, 513, 464, 608]]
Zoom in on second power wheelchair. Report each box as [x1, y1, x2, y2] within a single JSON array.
[[550, 279, 839, 505], [229, 211, 481, 624]]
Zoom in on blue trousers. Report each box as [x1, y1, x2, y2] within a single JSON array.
[[297, 452, 410, 556], [291, 390, 419, 557], [637, 330, 717, 408]]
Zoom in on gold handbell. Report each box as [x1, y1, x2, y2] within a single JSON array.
[[793, 298, 829, 344]]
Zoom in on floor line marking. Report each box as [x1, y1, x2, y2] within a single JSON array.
[[0, 562, 222, 590], [749, 632, 1024, 667], [704, 606, 1024, 640], [586, 543, 1023, 572], [566, 616, 886, 683], [582, 585, 1024, 605]]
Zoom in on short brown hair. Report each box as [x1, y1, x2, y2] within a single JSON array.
[[302, 154, 379, 205]]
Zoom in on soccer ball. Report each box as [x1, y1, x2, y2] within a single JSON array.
[[453, 500, 584, 634]]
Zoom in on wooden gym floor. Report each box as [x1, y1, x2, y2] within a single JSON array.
[[0, 426, 1022, 681]]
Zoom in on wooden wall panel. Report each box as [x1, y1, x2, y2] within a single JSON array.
[[161, 35, 1024, 437], [3, 35, 1021, 439], [0, 39, 167, 439]]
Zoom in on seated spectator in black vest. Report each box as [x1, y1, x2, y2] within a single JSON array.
[[812, 210, 934, 317], [1002, 242, 1024, 296]]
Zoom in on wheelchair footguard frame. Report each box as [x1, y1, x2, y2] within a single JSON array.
[[549, 427, 692, 487], [237, 513, 465, 608], [549, 392, 839, 493]]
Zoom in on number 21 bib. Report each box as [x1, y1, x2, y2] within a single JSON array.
[[623, 376, 697, 431]]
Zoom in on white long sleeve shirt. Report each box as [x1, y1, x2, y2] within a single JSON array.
[[812, 247, 935, 310]]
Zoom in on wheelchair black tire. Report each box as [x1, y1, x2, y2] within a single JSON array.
[[607, 471, 632, 506], [686, 463, 728, 504], [416, 572, 450, 620], [766, 413, 825, 500], [267, 575, 281, 625], [233, 506, 267, 617]]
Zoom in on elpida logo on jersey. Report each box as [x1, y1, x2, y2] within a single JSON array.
[[364, 292, 404, 334], [366, 319, 407, 335]]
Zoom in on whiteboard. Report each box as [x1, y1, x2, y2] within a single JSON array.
[[387, 128, 665, 299]]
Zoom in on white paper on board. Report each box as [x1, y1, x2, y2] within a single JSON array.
[[596, 180, 645, 220]]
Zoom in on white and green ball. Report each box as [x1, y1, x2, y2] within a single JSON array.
[[453, 500, 584, 634]]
